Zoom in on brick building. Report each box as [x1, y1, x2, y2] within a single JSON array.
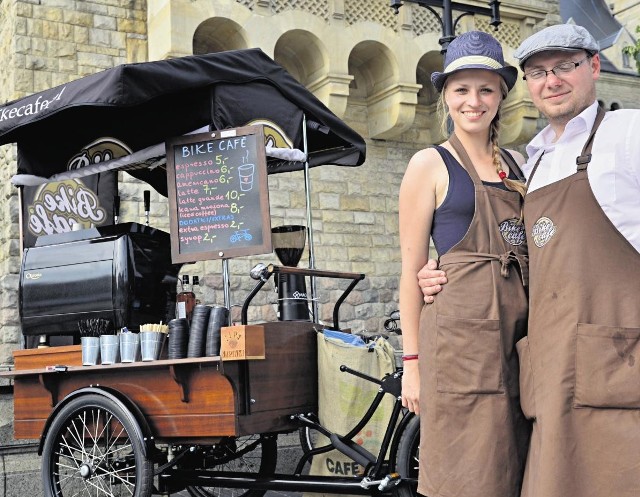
[[0, 0, 638, 493]]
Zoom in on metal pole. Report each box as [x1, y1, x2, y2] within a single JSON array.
[[17, 185, 24, 254], [440, 0, 455, 52], [302, 114, 319, 323], [222, 258, 232, 325], [391, 1, 502, 52]]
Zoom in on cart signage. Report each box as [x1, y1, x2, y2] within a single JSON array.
[[166, 125, 272, 263]]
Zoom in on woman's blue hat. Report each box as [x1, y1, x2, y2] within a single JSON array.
[[431, 31, 518, 92]]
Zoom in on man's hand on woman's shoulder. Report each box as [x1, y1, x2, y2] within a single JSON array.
[[417, 258, 447, 303]]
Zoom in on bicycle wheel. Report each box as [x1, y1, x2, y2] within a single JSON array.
[[41, 393, 153, 497], [393, 416, 420, 497], [186, 433, 278, 497]]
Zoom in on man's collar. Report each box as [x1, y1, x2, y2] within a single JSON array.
[[526, 101, 599, 158]]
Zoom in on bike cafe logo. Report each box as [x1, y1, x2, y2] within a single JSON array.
[[27, 180, 106, 236], [532, 216, 557, 248], [245, 119, 294, 149], [498, 218, 526, 246], [67, 137, 132, 170], [0, 86, 66, 122], [26, 138, 131, 237], [25, 272, 42, 280]]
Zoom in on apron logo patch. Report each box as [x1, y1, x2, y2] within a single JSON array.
[[532, 216, 557, 247], [499, 218, 526, 246]]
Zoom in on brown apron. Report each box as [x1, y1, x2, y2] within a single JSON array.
[[519, 107, 640, 497], [418, 135, 530, 497]]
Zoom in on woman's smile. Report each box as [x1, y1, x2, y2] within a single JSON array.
[[462, 110, 486, 119]]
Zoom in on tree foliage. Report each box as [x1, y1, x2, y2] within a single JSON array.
[[622, 25, 640, 74]]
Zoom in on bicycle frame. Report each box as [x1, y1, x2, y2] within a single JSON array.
[[294, 364, 414, 482], [162, 366, 417, 495], [160, 266, 417, 494]]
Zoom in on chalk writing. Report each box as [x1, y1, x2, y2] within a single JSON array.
[[166, 125, 272, 263]]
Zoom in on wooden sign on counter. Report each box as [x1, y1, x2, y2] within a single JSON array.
[[166, 125, 272, 263], [220, 325, 266, 361]]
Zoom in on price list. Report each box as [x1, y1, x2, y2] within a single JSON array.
[[166, 126, 272, 263]]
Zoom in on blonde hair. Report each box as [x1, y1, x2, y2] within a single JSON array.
[[437, 77, 527, 199]]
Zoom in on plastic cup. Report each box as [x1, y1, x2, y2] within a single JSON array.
[[81, 337, 100, 366], [206, 306, 229, 357]]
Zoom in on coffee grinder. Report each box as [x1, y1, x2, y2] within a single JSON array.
[[271, 225, 310, 321]]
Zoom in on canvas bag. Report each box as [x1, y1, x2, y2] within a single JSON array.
[[309, 331, 396, 480]]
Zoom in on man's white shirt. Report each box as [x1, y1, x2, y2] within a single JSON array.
[[523, 101, 640, 253]]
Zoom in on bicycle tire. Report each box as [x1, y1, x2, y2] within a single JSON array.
[[186, 433, 278, 497], [41, 393, 153, 497], [393, 415, 420, 497]]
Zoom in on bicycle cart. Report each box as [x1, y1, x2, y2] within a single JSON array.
[[3, 265, 418, 497], [0, 49, 417, 497]]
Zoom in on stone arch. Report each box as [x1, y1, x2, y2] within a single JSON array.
[[349, 40, 398, 99], [193, 17, 249, 54], [415, 50, 445, 142], [416, 51, 441, 106], [274, 30, 328, 86], [349, 40, 420, 139], [274, 30, 352, 117]]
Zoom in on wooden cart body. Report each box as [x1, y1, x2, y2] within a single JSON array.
[[8, 321, 317, 444]]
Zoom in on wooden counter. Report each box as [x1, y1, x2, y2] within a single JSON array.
[[2, 322, 318, 443]]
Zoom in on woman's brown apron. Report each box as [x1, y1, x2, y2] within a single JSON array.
[[418, 135, 530, 497], [519, 107, 640, 497]]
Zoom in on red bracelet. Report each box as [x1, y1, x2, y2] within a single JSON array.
[[402, 354, 419, 361]]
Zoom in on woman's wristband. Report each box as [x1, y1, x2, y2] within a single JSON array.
[[402, 354, 419, 362]]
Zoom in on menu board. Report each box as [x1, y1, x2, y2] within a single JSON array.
[[166, 125, 272, 263]]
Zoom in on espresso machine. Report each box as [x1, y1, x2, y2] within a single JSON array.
[[271, 225, 310, 321]]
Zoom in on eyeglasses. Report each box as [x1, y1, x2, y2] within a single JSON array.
[[522, 57, 590, 81]]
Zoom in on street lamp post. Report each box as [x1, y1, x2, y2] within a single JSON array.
[[390, 1, 502, 53]]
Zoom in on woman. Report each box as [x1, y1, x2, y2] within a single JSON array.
[[399, 31, 530, 497]]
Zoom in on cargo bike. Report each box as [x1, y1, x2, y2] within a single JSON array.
[[6, 263, 417, 497], [0, 49, 418, 497]]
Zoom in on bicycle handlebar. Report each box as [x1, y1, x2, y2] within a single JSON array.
[[339, 364, 383, 386], [241, 264, 365, 328]]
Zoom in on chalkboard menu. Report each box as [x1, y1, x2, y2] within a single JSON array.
[[166, 125, 272, 263]]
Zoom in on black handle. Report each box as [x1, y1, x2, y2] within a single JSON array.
[[143, 190, 150, 212], [113, 195, 120, 223]]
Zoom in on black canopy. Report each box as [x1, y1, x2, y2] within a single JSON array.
[[0, 48, 365, 195]]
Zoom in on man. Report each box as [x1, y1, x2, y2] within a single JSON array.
[[416, 24, 640, 497]]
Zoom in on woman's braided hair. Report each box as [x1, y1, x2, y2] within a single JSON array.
[[490, 80, 527, 198]]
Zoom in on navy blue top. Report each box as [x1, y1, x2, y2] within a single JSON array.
[[431, 146, 518, 256]]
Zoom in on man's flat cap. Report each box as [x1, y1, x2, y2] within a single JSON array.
[[514, 24, 599, 69]]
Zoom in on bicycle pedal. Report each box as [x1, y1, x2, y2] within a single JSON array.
[[359, 477, 378, 489], [378, 473, 401, 491]]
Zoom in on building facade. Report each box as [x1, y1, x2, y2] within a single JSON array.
[[1, 0, 639, 356], [1, 0, 639, 360], [0, 0, 639, 491]]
